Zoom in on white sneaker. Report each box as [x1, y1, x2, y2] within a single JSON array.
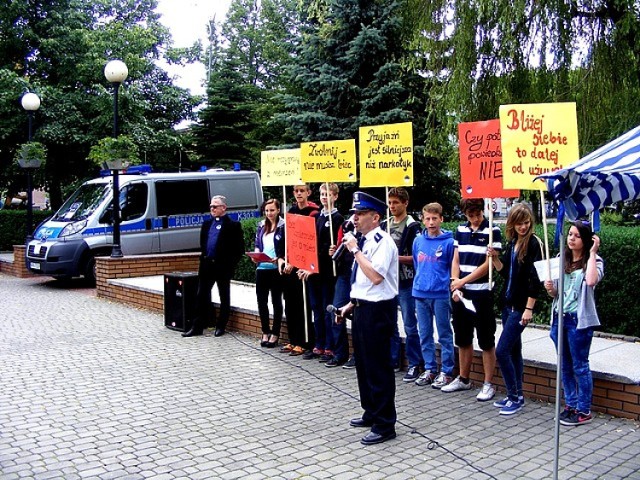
[[414, 370, 435, 386], [431, 372, 452, 389], [441, 376, 471, 393], [476, 383, 495, 401]]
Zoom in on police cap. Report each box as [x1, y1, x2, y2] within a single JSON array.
[[350, 191, 387, 215]]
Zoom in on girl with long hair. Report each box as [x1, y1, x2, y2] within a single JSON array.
[[544, 221, 603, 426], [253, 199, 285, 348], [487, 204, 542, 415]]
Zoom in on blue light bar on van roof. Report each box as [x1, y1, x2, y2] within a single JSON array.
[[98, 164, 153, 177], [125, 164, 152, 174]]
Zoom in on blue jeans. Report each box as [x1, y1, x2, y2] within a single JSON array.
[[415, 297, 454, 375], [398, 282, 421, 368], [309, 275, 336, 351], [496, 308, 526, 400], [550, 312, 594, 413]]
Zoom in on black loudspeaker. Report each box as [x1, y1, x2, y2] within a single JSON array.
[[164, 272, 199, 331]]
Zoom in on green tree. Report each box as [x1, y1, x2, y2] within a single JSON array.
[[192, 0, 301, 169], [273, 0, 457, 210], [408, 0, 640, 164], [0, 0, 198, 208], [191, 58, 261, 170]]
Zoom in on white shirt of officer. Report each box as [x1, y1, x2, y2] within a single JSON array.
[[350, 225, 398, 302]]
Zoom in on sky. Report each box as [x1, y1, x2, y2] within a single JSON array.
[[154, 0, 232, 96]]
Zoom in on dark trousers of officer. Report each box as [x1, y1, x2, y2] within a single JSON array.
[[352, 298, 397, 434], [194, 258, 231, 333], [282, 271, 314, 348]]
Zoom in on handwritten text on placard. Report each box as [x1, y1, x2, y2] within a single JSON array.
[[458, 119, 519, 199], [300, 139, 357, 183], [260, 149, 303, 186], [358, 122, 413, 187], [499, 103, 579, 190], [286, 213, 319, 273]]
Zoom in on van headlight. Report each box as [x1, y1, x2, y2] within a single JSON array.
[[59, 220, 87, 238]]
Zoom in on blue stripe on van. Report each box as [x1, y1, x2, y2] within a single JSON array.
[[36, 210, 260, 239]]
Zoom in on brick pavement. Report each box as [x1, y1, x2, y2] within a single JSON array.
[[1, 273, 639, 480]]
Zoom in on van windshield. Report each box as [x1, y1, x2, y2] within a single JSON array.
[[53, 183, 111, 221]]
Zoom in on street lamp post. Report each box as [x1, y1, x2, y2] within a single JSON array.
[[104, 59, 128, 258], [20, 92, 41, 242]]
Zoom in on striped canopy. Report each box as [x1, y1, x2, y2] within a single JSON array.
[[537, 124, 640, 220]]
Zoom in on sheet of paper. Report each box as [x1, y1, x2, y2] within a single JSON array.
[[534, 257, 560, 281], [453, 290, 476, 313]]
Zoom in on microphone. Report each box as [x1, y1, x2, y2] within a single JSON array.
[[326, 304, 340, 315], [327, 304, 352, 319], [331, 242, 346, 261]]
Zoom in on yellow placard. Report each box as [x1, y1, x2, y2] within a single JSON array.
[[300, 139, 357, 183], [260, 149, 303, 186], [358, 122, 413, 187], [499, 103, 580, 190]]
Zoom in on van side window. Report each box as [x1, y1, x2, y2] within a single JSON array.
[[210, 178, 259, 210], [121, 183, 148, 221], [156, 180, 209, 216]]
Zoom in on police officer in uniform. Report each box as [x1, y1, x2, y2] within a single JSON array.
[[337, 192, 399, 445]]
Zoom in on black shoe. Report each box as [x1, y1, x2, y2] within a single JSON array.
[[181, 329, 203, 337], [302, 349, 322, 360], [349, 417, 373, 428], [360, 430, 396, 445], [214, 328, 225, 337], [326, 357, 346, 368], [342, 356, 356, 369]]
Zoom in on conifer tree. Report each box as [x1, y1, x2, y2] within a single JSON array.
[[276, 0, 457, 210], [191, 58, 260, 170]]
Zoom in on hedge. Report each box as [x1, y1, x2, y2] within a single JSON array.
[[237, 218, 640, 338], [0, 210, 52, 250], [4, 211, 637, 337]]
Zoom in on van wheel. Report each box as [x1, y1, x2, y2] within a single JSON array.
[[84, 256, 97, 285]]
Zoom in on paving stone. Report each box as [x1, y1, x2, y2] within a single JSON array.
[[1, 274, 639, 479]]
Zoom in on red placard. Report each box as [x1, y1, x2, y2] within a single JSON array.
[[458, 119, 520, 199], [286, 214, 319, 273]]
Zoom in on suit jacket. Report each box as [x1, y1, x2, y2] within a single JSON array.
[[199, 214, 244, 274]]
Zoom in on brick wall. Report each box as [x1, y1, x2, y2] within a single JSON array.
[[464, 350, 639, 420], [0, 246, 37, 278], [95, 253, 200, 303]]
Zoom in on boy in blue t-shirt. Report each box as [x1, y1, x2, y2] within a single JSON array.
[[412, 202, 455, 389]]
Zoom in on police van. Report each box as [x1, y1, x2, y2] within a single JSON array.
[[26, 166, 263, 282]]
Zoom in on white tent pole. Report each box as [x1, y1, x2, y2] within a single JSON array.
[[552, 223, 566, 480], [540, 188, 551, 280]]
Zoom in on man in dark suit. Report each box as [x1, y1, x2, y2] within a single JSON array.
[[183, 195, 244, 338]]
